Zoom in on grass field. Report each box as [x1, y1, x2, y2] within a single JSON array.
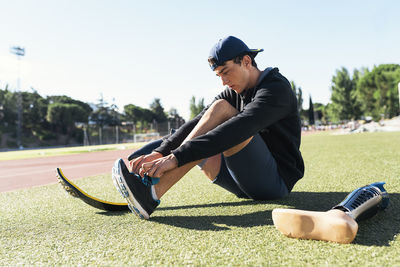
[[1, 132, 400, 265], [0, 143, 144, 161]]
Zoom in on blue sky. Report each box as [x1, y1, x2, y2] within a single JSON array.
[[1, 0, 399, 120]]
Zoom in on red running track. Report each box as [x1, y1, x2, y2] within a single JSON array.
[[0, 131, 316, 193], [0, 149, 133, 193]]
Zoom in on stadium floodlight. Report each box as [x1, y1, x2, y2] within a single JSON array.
[[10, 46, 25, 149], [10, 46, 25, 56]]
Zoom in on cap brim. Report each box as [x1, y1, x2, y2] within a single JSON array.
[[249, 48, 264, 54]]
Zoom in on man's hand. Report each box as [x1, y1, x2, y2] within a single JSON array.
[[129, 151, 163, 173], [140, 154, 178, 178]]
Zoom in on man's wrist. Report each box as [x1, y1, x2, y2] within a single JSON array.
[[170, 153, 179, 167], [152, 151, 163, 157], [153, 149, 167, 157]]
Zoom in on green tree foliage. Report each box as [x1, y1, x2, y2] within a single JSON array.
[[48, 95, 92, 126], [357, 64, 400, 120], [109, 101, 121, 126], [45, 94, 93, 143], [168, 107, 185, 128], [308, 96, 315, 125], [1, 87, 64, 142], [90, 95, 120, 127], [47, 95, 92, 116], [313, 103, 330, 124], [125, 98, 168, 124], [330, 67, 361, 121], [290, 81, 303, 114], [124, 104, 145, 123], [22, 90, 49, 129], [46, 103, 87, 134], [299, 102, 330, 125], [124, 104, 150, 132], [20, 89, 52, 141], [189, 96, 205, 119], [168, 108, 181, 120], [45, 102, 87, 145], [0, 86, 17, 131], [124, 101, 176, 133], [125, 100, 185, 134], [150, 98, 167, 122]]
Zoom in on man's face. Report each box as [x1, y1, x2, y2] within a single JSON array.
[[214, 58, 250, 94]]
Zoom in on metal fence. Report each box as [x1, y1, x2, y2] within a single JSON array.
[[82, 120, 184, 146]]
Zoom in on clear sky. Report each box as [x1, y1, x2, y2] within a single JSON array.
[[1, 0, 399, 120]]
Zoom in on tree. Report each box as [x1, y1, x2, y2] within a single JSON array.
[[308, 95, 315, 125], [0, 86, 17, 131], [124, 104, 145, 123], [330, 67, 361, 121], [313, 103, 329, 124], [168, 108, 178, 118], [291, 81, 303, 114], [168, 107, 185, 129], [90, 94, 118, 127], [109, 99, 121, 126], [47, 95, 92, 116], [21, 89, 51, 141], [189, 96, 205, 119], [357, 64, 400, 120], [124, 103, 160, 133], [46, 103, 87, 144], [150, 98, 167, 122]]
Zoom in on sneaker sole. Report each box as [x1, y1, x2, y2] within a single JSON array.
[[112, 159, 150, 219]]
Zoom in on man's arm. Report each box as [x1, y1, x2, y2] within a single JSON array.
[[130, 112, 205, 173], [153, 108, 205, 156], [172, 81, 296, 167], [153, 88, 234, 156]]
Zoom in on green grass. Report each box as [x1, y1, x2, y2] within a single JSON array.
[[1, 132, 400, 265], [0, 143, 145, 161]]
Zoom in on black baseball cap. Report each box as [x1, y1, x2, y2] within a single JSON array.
[[208, 36, 264, 71]]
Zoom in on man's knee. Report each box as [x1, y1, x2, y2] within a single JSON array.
[[199, 154, 221, 181], [205, 99, 238, 121], [223, 136, 253, 157]]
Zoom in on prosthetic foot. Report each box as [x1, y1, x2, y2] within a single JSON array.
[[272, 182, 389, 244]]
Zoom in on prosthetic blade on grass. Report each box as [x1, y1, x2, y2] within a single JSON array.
[[56, 168, 129, 211], [272, 182, 389, 244]]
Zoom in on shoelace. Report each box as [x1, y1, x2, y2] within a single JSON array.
[[133, 173, 160, 186]]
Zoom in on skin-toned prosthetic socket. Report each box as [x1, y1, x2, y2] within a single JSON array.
[[272, 182, 389, 244]]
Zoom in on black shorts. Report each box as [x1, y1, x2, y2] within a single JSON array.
[[213, 134, 288, 200]]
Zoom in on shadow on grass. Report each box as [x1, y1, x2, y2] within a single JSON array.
[[149, 191, 399, 247], [96, 211, 128, 216], [152, 210, 273, 231]]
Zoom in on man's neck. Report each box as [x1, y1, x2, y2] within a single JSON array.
[[247, 68, 262, 89]]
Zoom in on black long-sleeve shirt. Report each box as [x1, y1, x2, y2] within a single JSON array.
[[154, 68, 304, 192]]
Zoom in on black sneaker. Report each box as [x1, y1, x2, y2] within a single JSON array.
[[112, 158, 160, 219]]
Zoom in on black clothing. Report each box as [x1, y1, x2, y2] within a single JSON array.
[[154, 68, 304, 192]]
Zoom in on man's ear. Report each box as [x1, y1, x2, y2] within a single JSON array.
[[242, 55, 252, 68]]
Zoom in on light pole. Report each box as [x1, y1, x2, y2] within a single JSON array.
[[10, 46, 25, 149]]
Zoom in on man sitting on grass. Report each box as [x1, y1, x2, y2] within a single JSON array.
[[112, 36, 305, 219]]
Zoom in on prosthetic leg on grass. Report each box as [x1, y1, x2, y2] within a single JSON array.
[[56, 138, 165, 212], [272, 182, 389, 244], [56, 167, 129, 211]]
